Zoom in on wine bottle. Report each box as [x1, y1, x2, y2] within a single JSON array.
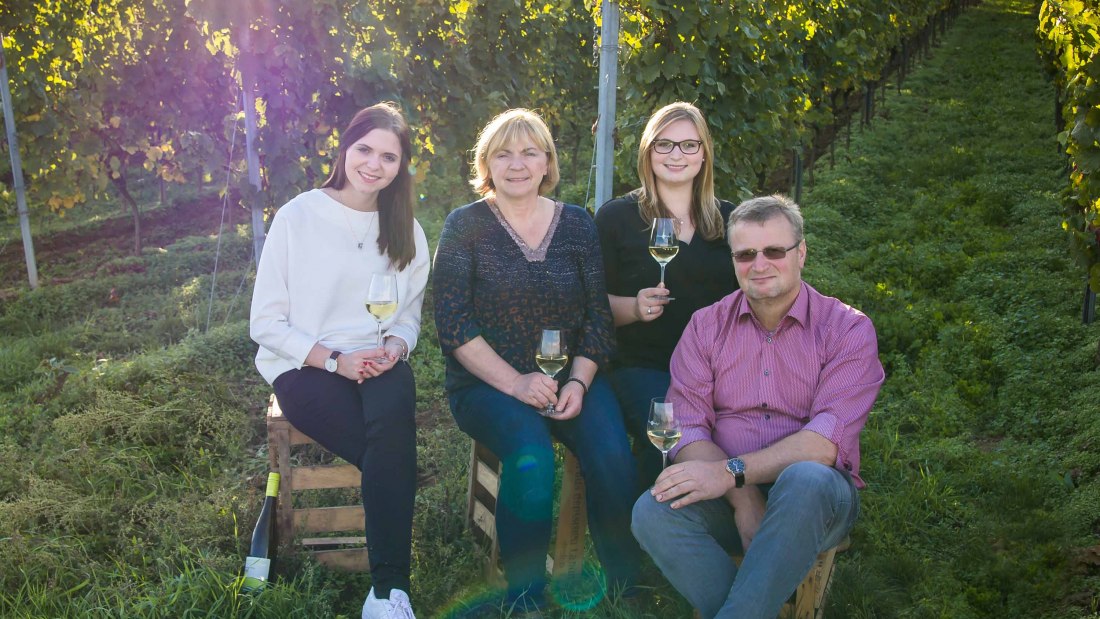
[[242, 472, 280, 591]]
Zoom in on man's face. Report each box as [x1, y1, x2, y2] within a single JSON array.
[[729, 216, 805, 305]]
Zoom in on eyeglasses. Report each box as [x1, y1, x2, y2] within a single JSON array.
[[651, 139, 702, 155], [731, 240, 801, 263]]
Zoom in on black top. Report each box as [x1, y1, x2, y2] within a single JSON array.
[[594, 195, 738, 371], [434, 199, 615, 393]]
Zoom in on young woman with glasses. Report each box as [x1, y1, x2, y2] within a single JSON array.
[[594, 101, 739, 489]]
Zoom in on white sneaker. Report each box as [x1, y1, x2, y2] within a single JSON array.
[[362, 587, 416, 619]]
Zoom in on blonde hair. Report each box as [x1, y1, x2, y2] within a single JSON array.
[[469, 109, 560, 197], [633, 102, 723, 241]]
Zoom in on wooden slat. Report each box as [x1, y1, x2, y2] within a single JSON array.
[[475, 459, 500, 498], [266, 395, 318, 446], [551, 450, 587, 579], [291, 463, 361, 490], [294, 505, 363, 534], [471, 499, 496, 541], [313, 547, 370, 571], [300, 536, 367, 547]]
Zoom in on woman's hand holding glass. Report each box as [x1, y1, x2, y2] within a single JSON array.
[[634, 285, 671, 322], [510, 372, 559, 413]]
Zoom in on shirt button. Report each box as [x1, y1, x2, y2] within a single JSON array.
[[764, 414, 771, 420], [763, 370, 770, 376], [761, 402, 768, 409], [766, 337, 773, 343]]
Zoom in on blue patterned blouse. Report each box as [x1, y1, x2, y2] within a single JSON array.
[[433, 199, 615, 393]]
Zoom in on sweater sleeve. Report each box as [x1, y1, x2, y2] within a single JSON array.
[[385, 220, 431, 354], [433, 207, 482, 356], [574, 210, 615, 368], [249, 207, 317, 367]]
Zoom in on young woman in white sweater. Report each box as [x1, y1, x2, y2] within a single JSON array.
[[250, 102, 428, 619]]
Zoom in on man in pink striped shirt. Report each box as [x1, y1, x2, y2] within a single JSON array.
[[632, 194, 884, 619]]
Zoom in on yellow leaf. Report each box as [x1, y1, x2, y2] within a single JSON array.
[[110, 115, 122, 129]]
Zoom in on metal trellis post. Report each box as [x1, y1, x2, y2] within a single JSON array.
[[594, 0, 619, 212], [0, 35, 38, 290]]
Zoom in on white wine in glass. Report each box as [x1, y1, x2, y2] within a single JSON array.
[[649, 218, 679, 284], [647, 397, 681, 469], [535, 329, 568, 416], [366, 273, 399, 348]]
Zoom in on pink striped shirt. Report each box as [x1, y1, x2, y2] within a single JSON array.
[[667, 282, 884, 488]]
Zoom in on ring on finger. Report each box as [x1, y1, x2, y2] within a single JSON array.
[[647, 307, 652, 315]]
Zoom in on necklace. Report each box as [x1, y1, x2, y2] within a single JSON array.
[[340, 207, 376, 250]]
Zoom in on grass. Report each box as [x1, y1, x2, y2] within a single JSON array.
[[1, 0, 1099, 616]]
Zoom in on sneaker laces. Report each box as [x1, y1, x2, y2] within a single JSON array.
[[384, 589, 415, 619]]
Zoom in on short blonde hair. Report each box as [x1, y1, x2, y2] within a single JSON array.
[[470, 108, 560, 197], [728, 194, 805, 245]]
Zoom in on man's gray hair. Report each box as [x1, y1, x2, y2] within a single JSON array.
[[727, 194, 804, 244]]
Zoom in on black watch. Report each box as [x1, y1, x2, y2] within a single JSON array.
[[725, 457, 746, 488], [324, 350, 341, 373]]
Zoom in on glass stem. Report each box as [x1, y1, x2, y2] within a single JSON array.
[[659, 263, 667, 283], [661, 451, 668, 469]]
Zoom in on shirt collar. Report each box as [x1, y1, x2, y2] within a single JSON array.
[[735, 281, 810, 331]]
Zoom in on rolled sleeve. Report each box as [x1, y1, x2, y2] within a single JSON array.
[[807, 313, 885, 478]]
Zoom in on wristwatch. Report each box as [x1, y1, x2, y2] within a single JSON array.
[[324, 350, 341, 373], [726, 457, 746, 488]]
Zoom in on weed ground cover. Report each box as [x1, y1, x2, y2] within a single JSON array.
[[1, 0, 1098, 616]]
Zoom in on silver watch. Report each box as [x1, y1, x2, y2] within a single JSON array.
[[324, 350, 341, 372]]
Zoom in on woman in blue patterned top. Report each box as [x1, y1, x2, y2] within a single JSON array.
[[433, 109, 641, 608]]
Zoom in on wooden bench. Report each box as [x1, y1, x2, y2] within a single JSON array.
[[266, 395, 369, 571], [466, 440, 588, 581], [693, 538, 849, 619]]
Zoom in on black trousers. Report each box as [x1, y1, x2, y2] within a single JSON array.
[[273, 362, 416, 597]]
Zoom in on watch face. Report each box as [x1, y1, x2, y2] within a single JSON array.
[[325, 357, 338, 372]]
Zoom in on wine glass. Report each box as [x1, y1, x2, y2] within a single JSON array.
[[649, 218, 679, 285], [535, 329, 569, 416], [366, 273, 398, 349], [647, 397, 681, 469]]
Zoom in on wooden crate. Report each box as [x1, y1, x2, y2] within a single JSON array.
[[266, 395, 369, 571], [466, 439, 588, 581]]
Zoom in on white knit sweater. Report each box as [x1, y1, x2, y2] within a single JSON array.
[[250, 189, 430, 384]]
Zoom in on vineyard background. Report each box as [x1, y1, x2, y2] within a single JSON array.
[[2, 0, 1100, 617]]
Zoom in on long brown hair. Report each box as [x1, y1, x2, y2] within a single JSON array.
[[633, 102, 724, 241], [322, 102, 417, 270]]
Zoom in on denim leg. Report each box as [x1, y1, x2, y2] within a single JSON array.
[[450, 384, 555, 603], [552, 376, 644, 591], [607, 367, 671, 489], [632, 492, 743, 616], [718, 462, 860, 619]]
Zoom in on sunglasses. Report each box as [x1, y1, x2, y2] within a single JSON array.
[[731, 240, 801, 263], [651, 139, 702, 155]]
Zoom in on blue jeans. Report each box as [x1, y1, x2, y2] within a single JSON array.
[[607, 366, 671, 489], [632, 461, 859, 619], [449, 376, 642, 602]]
